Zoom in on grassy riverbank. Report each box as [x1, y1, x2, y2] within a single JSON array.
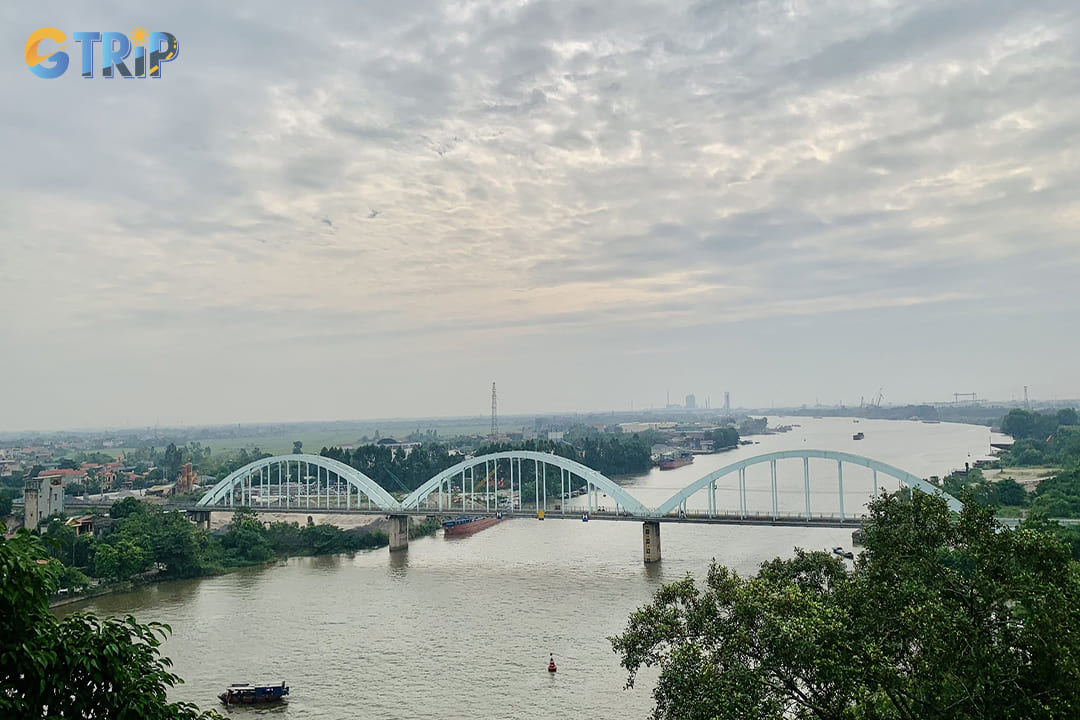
[[46, 509, 445, 608]]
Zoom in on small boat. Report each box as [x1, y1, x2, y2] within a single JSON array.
[[832, 547, 854, 560], [852, 432, 865, 440], [548, 654, 557, 673], [218, 682, 289, 706]]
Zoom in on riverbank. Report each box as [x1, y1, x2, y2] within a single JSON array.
[[50, 516, 441, 609], [983, 466, 1060, 491]]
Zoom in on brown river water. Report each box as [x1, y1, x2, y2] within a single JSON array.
[[61, 418, 999, 719]]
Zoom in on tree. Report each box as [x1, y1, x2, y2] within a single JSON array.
[[111, 496, 146, 519], [0, 532, 221, 719], [93, 542, 120, 581], [162, 442, 183, 481], [221, 508, 273, 563], [0, 492, 12, 518], [611, 492, 1080, 719], [293, 440, 303, 455]]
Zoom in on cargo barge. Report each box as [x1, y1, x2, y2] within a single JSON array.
[[442, 515, 503, 537], [658, 451, 694, 470]]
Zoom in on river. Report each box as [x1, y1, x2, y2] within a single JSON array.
[[62, 418, 1000, 719]]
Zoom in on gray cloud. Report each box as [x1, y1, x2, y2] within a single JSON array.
[[1, 0, 1078, 430]]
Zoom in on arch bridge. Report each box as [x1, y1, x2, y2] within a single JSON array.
[[194, 449, 959, 562]]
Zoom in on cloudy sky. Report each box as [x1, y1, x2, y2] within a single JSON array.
[[2, 0, 1078, 431]]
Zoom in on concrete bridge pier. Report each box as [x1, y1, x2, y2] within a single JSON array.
[[388, 514, 409, 552], [187, 510, 212, 531], [642, 521, 661, 564]]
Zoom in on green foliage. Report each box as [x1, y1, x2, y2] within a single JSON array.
[[58, 564, 91, 590], [218, 508, 389, 562], [110, 496, 146, 519], [1000, 408, 1080, 467], [612, 492, 1080, 719], [738, 416, 768, 435], [989, 476, 1027, 506], [162, 442, 184, 481], [0, 490, 13, 517], [221, 508, 274, 563], [705, 426, 740, 449], [322, 442, 462, 492], [0, 532, 221, 719], [1028, 466, 1080, 518], [93, 542, 120, 580]]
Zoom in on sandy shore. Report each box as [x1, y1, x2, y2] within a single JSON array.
[[982, 466, 1059, 491]]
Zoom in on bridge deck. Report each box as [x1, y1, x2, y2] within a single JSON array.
[[66, 500, 865, 527]]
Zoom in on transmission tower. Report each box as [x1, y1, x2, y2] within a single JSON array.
[[490, 382, 498, 439]]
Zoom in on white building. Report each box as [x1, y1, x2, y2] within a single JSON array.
[[24, 474, 64, 530]]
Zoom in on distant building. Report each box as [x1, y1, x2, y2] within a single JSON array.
[[724, 392, 731, 412], [685, 394, 696, 410], [24, 474, 64, 530]]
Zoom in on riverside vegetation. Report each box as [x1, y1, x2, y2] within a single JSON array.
[[612, 491, 1080, 720], [37, 498, 431, 595]]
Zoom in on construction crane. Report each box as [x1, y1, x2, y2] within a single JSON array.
[[872, 388, 884, 408]]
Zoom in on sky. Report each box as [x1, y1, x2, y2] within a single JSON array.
[[2, 0, 1079, 432]]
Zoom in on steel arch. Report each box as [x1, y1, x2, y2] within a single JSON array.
[[654, 449, 961, 516], [401, 450, 652, 517], [196, 454, 402, 511]]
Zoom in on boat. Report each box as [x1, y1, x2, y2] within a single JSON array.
[[832, 547, 854, 560], [442, 515, 503, 537], [218, 682, 288, 706], [548, 654, 557, 673], [658, 451, 694, 470], [852, 432, 865, 440]]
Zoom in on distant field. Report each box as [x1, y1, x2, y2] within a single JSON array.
[[46, 415, 543, 460], [194, 420, 493, 457]]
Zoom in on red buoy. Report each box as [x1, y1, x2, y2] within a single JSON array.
[[548, 654, 557, 672]]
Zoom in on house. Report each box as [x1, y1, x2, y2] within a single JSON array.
[[24, 474, 64, 530]]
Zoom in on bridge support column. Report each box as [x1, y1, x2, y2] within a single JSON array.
[[642, 521, 661, 564], [186, 510, 212, 531], [388, 514, 409, 552]]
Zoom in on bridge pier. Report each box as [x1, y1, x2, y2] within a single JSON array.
[[388, 514, 409, 552], [186, 510, 212, 531], [642, 521, 661, 564]]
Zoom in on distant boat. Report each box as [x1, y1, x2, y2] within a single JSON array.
[[219, 682, 288, 706], [659, 451, 694, 470], [852, 432, 865, 440], [442, 516, 502, 537]]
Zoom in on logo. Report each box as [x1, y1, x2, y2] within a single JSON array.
[[25, 27, 179, 79]]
